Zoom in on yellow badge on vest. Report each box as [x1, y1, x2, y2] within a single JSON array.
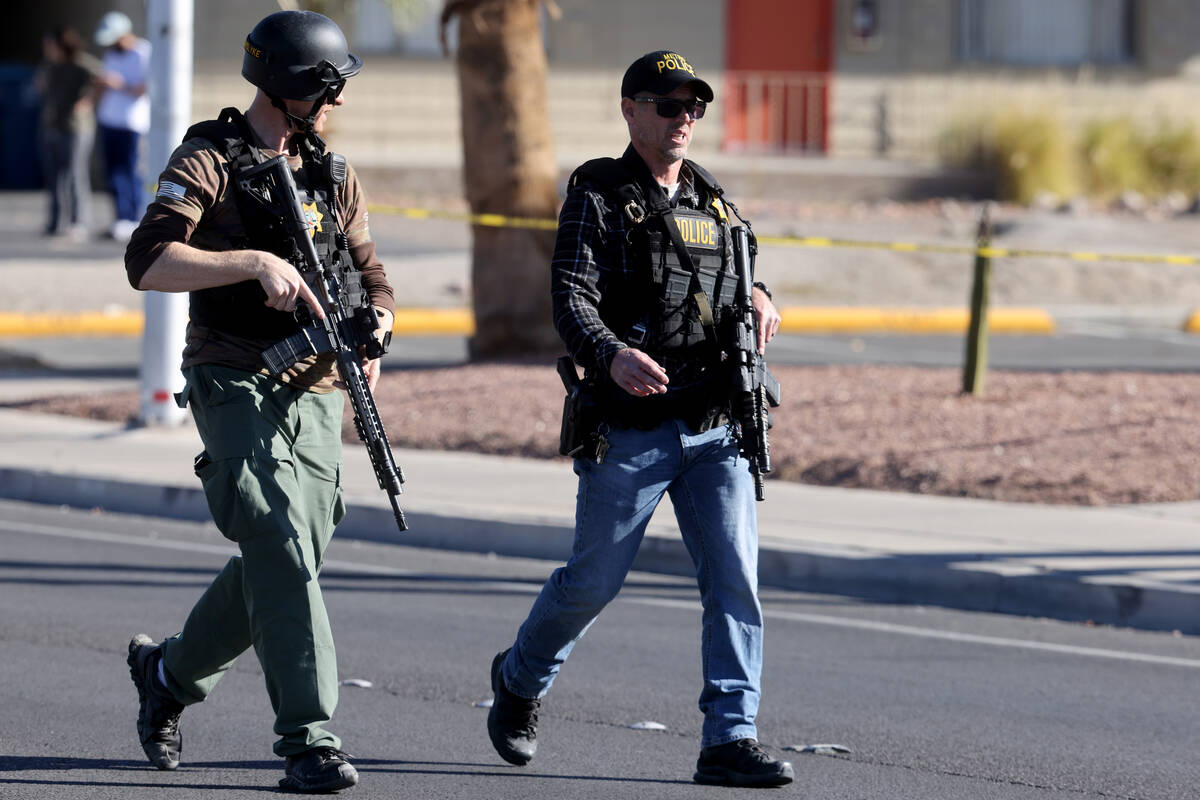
[[301, 202, 324, 237], [710, 196, 728, 222]]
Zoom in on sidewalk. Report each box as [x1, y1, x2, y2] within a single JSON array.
[[2, 405, 1199, 635]]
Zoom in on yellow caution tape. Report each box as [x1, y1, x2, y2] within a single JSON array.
[[753, 235, 1200, 265], [368, 203, 557, 231], [367, 203, 1200, 266]]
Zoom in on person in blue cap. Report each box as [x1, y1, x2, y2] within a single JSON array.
[[93, 11, 150, 242]]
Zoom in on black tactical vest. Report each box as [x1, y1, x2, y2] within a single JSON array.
[[568, 147, 744, 428], [182, 107, 360, 340]]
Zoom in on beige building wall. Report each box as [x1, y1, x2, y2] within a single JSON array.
[[192, 1, 728, 169], [832, 0, 956, 74], [545, 0, 724, 71]]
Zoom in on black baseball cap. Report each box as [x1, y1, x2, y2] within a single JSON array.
[[621, 50, 714, 102]]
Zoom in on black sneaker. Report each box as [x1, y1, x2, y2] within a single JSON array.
[[279, 747, 358, 793], [486, 649, 539, 766], [694, 738, 795, 787], [126, 634, 185, 771]]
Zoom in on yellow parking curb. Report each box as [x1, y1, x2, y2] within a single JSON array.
[[390, 308, 475, 335], [0, 311, 144, 338], [0, 309, 477, 339], [778, 307, 1056, 334], [0, 307, 1056, 339]]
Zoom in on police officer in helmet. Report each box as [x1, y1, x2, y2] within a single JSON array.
[[485, 50, 791, 787], [122, 10, 394, 793]]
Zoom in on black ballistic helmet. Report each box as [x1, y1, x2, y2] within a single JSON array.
[[242, 10, 362, 102]]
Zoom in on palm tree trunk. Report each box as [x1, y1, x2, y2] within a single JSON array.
[[442, 0, 560, 359]]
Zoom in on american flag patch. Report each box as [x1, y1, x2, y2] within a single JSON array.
[[156, 180, 187, 202]]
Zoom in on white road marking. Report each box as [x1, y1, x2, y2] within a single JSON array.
[[629, 596, 1200, 670]]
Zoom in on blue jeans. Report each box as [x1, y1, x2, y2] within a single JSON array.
[[99, 124, 144, 223], [502, 419, 763, 747]]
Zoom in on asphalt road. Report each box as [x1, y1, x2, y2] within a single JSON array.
[[3, 498, 1199, 799]]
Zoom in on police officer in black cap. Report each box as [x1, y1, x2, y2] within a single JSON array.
[[485, 50, 791, 787], [121, 10, 394, 792]]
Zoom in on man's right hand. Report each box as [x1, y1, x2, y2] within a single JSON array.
[[255, 252, 325, 319], [610, 348, 669, 397]]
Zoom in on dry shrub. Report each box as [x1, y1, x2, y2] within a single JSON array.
[[942, 110, 1200, 204], [1143, 119, 1200, 196], [1081, 117, 1149, 199], [938, 111, 1078, 204]]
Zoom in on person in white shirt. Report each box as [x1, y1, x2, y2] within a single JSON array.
[[94, 11, 150, 242]]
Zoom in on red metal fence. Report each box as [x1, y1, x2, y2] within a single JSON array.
[[721, 71, 830, 154]]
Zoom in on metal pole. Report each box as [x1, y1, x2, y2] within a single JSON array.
[[962, 203, 993, 396], [139, 0, 193, 425]]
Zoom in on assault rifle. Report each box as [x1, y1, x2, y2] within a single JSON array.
[[729, 225, 781, 500], [237, 153, 408, 532]]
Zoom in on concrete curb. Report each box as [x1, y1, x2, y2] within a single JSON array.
[[0, 306, 1065, 338], [3, 465, 1197, 635]]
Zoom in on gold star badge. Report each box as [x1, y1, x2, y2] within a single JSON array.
[[301, 202, 324, 238]]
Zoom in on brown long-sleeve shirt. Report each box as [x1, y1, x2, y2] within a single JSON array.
[[125, 136, 395, 392]]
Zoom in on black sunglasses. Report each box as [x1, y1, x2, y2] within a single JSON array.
[[633, 96, 707, 119]]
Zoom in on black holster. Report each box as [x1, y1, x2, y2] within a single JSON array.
[[557, 356, 605, 459]]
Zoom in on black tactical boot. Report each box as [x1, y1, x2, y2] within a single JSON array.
[[486, 649, 539, 765], [694, 738, 795, 787], [279, 747, 358, 793], [126, 634, 185, 771]]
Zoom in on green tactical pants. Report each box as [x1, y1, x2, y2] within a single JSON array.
[[158, 364, 347, 757]]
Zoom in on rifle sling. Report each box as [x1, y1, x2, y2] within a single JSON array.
[[657, 207, 719, 353]]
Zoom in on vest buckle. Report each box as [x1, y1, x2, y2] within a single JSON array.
[[624, 201, 646, 225]]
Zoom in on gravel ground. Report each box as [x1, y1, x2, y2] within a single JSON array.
[[11, 360, 1200, 507]]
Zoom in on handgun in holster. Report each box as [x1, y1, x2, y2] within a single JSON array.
[[556, 355, 607, 462]]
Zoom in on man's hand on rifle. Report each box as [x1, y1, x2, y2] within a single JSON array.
[[334, 307, 392, 393], [751, 286, 781, 355], [364, 308, 393, 391], [254, 251, 325, 319]]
